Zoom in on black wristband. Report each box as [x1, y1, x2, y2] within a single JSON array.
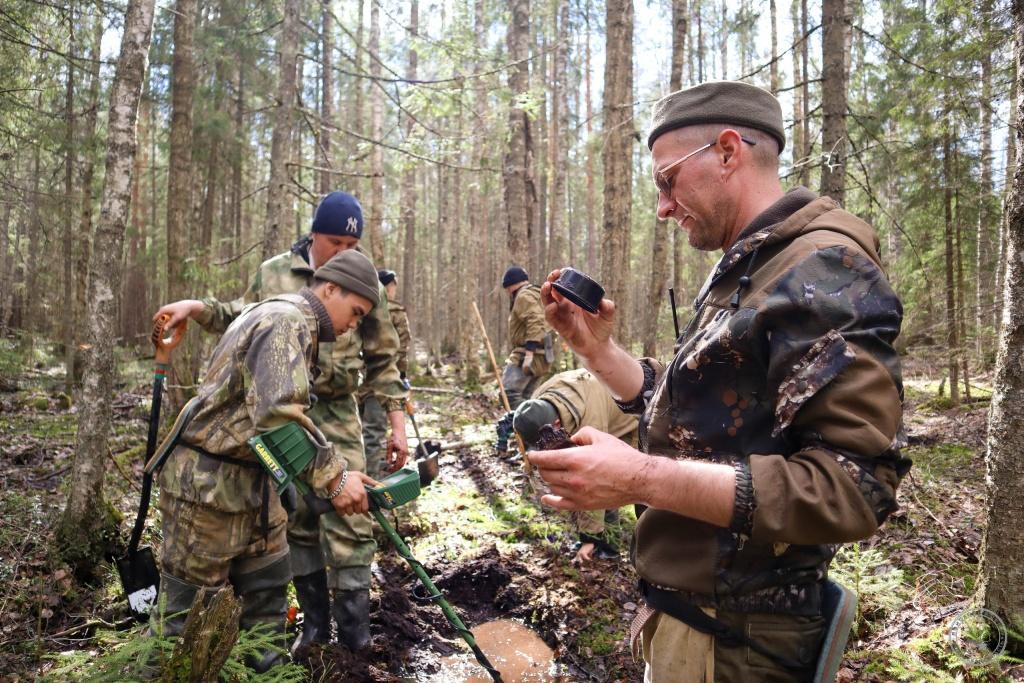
[[729, 459, 756, 536], [614, 361, 656, 415]]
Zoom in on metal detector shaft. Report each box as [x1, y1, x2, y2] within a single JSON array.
[[372, 508, 503, 682]]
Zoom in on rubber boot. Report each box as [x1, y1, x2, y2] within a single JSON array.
[[149, 572, 204, 638], [290, 568, 332, 661], [332, 588, 372, 651], [235, 557, 291, 673]]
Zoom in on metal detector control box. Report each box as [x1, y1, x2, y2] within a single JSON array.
[[366, 465, 421, 509]]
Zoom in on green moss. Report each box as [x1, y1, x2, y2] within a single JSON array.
[[55, 497, 122, 583], [0, 411, 77, 440], [905, 443, 976, 482], [577, 598, 625, 656]]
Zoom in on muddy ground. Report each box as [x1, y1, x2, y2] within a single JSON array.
[[0, 341, 1021, 681]]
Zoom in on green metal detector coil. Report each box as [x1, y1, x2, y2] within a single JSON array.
[[247, 422, 318, 495], [366, 465, 421, 509]]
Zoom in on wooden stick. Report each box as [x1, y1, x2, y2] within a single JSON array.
[[471, 301, 533, 472]]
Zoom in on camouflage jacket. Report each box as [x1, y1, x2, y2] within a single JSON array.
[[159, 292, 343, 513], [507, 284, 551, 375], [628, 188, 909, 614], [534, 369, 638, 446], [196, 236, 407, 414]]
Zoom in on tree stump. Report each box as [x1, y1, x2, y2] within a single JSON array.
[[160, 586, 241, 683]]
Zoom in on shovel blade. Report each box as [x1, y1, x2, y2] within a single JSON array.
[[417, 440, 441, 487], [116, 546, 160, 622]]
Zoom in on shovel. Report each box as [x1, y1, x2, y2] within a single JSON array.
[[115, 313, 186, 621]]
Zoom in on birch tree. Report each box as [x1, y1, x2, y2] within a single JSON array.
[[57, 0, 157, 575]]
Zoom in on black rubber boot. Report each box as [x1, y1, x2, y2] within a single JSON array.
[[235, 557, 291, 673], [332, 588, 372, 651], [149, 572, 204, 637], [290, 569, 332, 660]]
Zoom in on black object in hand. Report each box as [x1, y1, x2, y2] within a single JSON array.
[[535, 424, 574, 450], [552, 267, 605, 314]]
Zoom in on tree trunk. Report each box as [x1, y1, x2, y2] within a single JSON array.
[[166, 0, 196, 301], [165, 0, 198, 407], [602, 0, 634, 344], [979, 2, 1024, 647], [57, 0, 156, 577], [799, 0, 811, 186], [819, 0, 849, 203], [996, 58, 1018, 328], [368, 0, 385, 265], [548, 0, 570, 270], [402, 0, 419, 346], [503, 0, 536, 266], [943, 127, 960, 407], [790, 0, 804, 172], [585, 2, 596, 275], [977, 0, 995, 359], [74, 5, 104, 376], [264, 0, 299, 260], [671, 0, 688, 91], [63, 10, 77, 395], [770, 0, 779, 94], [320, 0, 334, 195]]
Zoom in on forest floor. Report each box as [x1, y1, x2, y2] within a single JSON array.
[[0, 337, 1022, 682]]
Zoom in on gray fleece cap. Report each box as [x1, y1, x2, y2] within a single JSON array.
[[313, 250, 380, 308]]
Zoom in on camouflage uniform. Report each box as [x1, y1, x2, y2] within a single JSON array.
[[157, 290, 342, 654], [526, 369, 638, 543], [624, 189, 910, 680], [196, 235, 407, 591], [358, 296, 411, 480], [502, 283, 552, 408]]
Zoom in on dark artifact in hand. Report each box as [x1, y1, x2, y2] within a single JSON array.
[[552, 267, 605, 314], [534, 423, 574, 451]]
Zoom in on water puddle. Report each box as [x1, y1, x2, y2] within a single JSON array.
[[428, 619, 561, 682]]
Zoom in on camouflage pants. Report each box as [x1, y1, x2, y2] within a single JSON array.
[[501, 358, 544, 409], [158, 493, 290, 587], [637, 609, 824, 682], [358, 394, 388, 481], [287, 393, 376, 590]]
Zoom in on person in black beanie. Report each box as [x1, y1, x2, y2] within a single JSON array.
[[494, 265, 554, 455], [152, 190, 409, 658]]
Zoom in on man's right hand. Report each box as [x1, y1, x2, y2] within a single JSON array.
[[540, 269, 616, 360], [330, 471, 380, 516], [153, 299, 207, 330]]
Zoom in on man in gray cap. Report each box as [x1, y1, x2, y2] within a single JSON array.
[[530, 81, 907, 680]]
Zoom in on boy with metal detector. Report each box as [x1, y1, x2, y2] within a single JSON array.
[[148, 251, 381, 672]]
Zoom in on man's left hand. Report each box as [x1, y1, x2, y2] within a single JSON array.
[[528, 426, 650, 511], [386, 409, 410, 471]]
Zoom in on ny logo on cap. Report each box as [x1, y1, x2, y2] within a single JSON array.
[[346, 216, 359, 234]]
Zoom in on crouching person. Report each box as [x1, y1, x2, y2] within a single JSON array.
[[512, 369, 639, 562], [152, 250, 381, 671]]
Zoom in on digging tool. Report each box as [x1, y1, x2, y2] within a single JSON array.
[[470, 301, 531, 472], [301, 464, 501, 681], [116, 314, 187, 622]]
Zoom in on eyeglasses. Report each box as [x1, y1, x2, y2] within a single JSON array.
[[653, 136, 757, 196]]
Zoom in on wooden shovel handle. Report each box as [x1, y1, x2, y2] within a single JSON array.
[[152, 314, 186, 365]]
